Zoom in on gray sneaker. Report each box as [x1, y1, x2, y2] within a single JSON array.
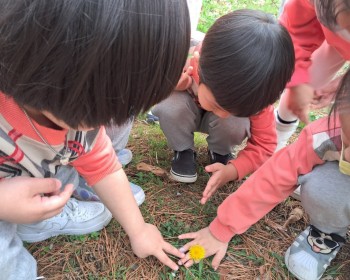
[[285, 225, 345, 280], [17, 198, 112, 243]]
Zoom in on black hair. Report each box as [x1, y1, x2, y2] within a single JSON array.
[[312, 0, 350, 30], [199, 9, 294, 117], [0, 0, 190, 128], [330, 68, 350, 118]]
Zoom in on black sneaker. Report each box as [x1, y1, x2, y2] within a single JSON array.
[[170, 149, 197, 183], [208, 150, 234, 165]]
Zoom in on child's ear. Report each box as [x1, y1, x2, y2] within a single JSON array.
[[193, 51, 200, 63]]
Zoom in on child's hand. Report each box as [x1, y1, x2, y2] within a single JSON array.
[[0, 177, 73, 224], [287, 84, 314, 124], [175, 66, 193, 91], [201, 163, 238, 204], [311, 76, 340, 110], [178, 227, 228, 270], [129, 223, 185, 271]]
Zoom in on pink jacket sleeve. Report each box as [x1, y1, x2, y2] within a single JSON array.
[[280, 0, 325, 87], [229, 105, 277, 180], [72, 127, 122, 186], [209, 123, 324, 242]]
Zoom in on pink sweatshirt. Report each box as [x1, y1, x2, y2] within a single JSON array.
[[209, 116, 341, 242], [280, 0, 350, 87]]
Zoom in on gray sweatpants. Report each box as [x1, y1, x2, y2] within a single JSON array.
[[299, 161, 350, 237], [153, 91, 250, 155], [0, 222, 37, 279], [105, 119, 133, 153]]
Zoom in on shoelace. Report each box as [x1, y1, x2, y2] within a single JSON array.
[[60, 199, 81, 221]]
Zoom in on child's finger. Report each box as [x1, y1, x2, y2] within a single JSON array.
[[211, 250, 226, 270], [33, 178, 61, 194], [41, 207, 65, 220], [193, 51, 200, 61], [154, 250, 179, 271], [185, 66, 193, 75], [178, 232, 198, 240], [41, 184, 74, 212], [200, 196, 208, 205], [184, 258, 194, 268], [205, 163, 221, 173], [178, 252, 191, 266], [59, 183, 74, 196], [162, 241, 185, 259], [202, 176, 219, 198]]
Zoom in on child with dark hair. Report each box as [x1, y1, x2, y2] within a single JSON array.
[[179, 66, 350, 280], [275, 0, 350, 150], [153, 9, 294, 197], [0, 0, 190, 278]]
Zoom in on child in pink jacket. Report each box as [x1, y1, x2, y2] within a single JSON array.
[[275, 0, 350, 150], [179, 67, 350, 279]]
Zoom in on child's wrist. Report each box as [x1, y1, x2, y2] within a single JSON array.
[[226, 163, 238, 181]]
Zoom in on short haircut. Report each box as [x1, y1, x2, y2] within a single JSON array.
[[199, 9, 294, 117], [0, 0, 190, 128], [313, 0, 350, 30]]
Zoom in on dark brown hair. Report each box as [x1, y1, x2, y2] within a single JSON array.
[[331, 68, 350, 117], [0, 0, 190, 128], [312, 0, 350, 30], [199, 9, 294, 117]]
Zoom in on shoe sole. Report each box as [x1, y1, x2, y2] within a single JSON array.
[[170, 169, 197, 183], [18, 210, 113, 243], [284, 247, 321, 280]]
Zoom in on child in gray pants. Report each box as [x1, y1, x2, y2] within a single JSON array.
[[153, 10, 294, 195]]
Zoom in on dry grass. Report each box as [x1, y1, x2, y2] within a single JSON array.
[[28, 116, 350, 279]]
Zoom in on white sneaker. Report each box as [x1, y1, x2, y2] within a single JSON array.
[[275, 110, 299, 151], [291, 185, 301, 201], [116, 148, 133, 166], [74, 178, 145, 206], [17, 198, 112, 243], [130, 182, 145, 206]]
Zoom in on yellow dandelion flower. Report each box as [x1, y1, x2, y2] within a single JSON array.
[[189, 245, 206, 262]]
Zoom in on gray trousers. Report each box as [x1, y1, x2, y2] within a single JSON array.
[[299, 161, 350, 237], [153, 91, 250, 155], [105, 119, 133, 153], [0, 222, 37, 279]]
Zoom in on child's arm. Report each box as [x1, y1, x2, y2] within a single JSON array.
[[230, 105, 277, 179], [279, 0, 324, 122], [201, 106, 276, 203], [279, 0, 324, 88], [72, 128, 184, 270], [0, 177, 73, 224], [179, 122, 324, 268], [93, 169, 184, 271]]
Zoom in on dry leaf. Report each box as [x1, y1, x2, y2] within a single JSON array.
[[282, 208, 304, 230], [136, 162, 167, 177]]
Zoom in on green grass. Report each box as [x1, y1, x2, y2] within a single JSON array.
[[198, 0, 281, 33]]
